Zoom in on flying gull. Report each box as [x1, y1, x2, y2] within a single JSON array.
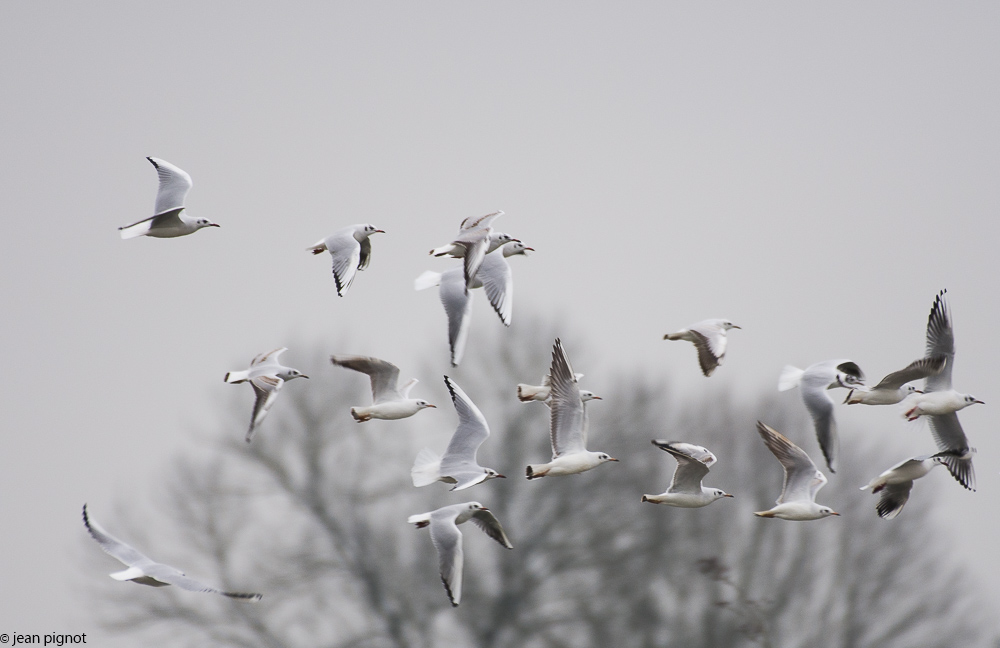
[[83, 504, 261, 600], [225, 347, 308, 442], [411, 376, 504, 490], [525, 339, 618, 479], [641, 441, 733, 507], [119, 157, 219, 239], [415, 241, 531, 366], [844, 355, 945, 405], [778, 359, 865, 473], [330, 355, 436, 422], [899, 290, 979, 490], [307, 224, 384, 297], [663, 319, 741, 377], [754, 421, 839, 521], [860, 450, 966, 519], [428, 211, 518, 291], [408, 502, 513, 607]]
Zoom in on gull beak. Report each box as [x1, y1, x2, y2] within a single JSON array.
[[731, 325, 742, 329], [975, 399, 986, 404], [523, 246, 535, 252], [496, 474, 507, 479], [724, 493, 735, 498], [608, 457, 620, 462], [376, 229, 386, 233], [831, 511, 841, 516], [914, 390, 925, 394], [209, 223, 221, 227], [301, 375, 310, 379], [427, 403, 437, 408], [591, 395, 603, 400]]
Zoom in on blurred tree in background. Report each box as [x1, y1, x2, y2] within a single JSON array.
[[83, 322, 995, 647]]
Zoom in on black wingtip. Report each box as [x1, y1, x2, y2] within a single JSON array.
[[146, 156, 158, 168]]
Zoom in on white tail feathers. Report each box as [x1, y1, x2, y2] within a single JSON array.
[[517, 384, 547, 402], [225, 370, 250, 384], [110, 566, 147, 581], [414, 270, 443, 291], [411, 448, 443, 487], [407, 511, 433, 525], [118, 221, 151, 240], [306, 240, 327, 255], [778, 365, 804, 391]]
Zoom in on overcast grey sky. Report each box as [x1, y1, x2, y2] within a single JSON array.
[[2, 2, 999, 642]]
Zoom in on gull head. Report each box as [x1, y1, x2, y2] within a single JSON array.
[[836, 372, 865, 388], [964, 394, 985, 406], [721, 321, 741, 330], [485, 468, 506, 481], [279, 368, 309, 381], [195, 218, 220, 230], [490, 232, 518, 245], [467, 502, 488, 512], [712, 489, 734, 500], [904, 385, 921, 395], [415, 400, 437, 410], [818, 506, 840, 518], [580, 390, 602, 402], [596, 452, 619, 463], [356, 224, 385, 239], [502, 241, 534, 257]]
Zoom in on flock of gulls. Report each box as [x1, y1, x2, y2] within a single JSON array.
[[84, 157, 983, 609]]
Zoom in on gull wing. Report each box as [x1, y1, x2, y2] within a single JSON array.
[[251, 347, 288, 368], [688, 329, 724, 377], [873, 355, 947, 390], [548, 339, 586, 457], [800, 365, 840, 473], [653, 441, 712, 494], [327, 235, 362, 297], [330, 355, 402, 404], [470, 509, 513, 549], [118, 209, 185, 235], [439, 269, 473, 366], [247, 375, 283, 442], [147, 157, 192, 216], [927, 413, 975, 490], [141, 564, 262, 600], [460, 234, 489, 292], [358, 235, 373, 271], [756, 421, 825, 504], [82, 504, 155, 568], [459, 210, 503, 231], [429, 510, 465, 607], [477, 251, 514, 326], [875, 482, 915, 520], [440, 376, 491, 471], [924, 290, 955, 391]]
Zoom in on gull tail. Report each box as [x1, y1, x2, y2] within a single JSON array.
[[225, 369, 250, 384], [118, 220, 152, 240], [411, 448, 442, 487], [408, 511, 433, 527], [306, 240, 327, 255], [414, 270, 443, 291], [517, 384, 546, 402], [429, 244, 457, 257], [778, 365, 804, 392], [525, 464, 548, 479], [859, 476, 884, 492]]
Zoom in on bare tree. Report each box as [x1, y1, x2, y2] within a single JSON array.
[[85, 321, 997, 648]]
